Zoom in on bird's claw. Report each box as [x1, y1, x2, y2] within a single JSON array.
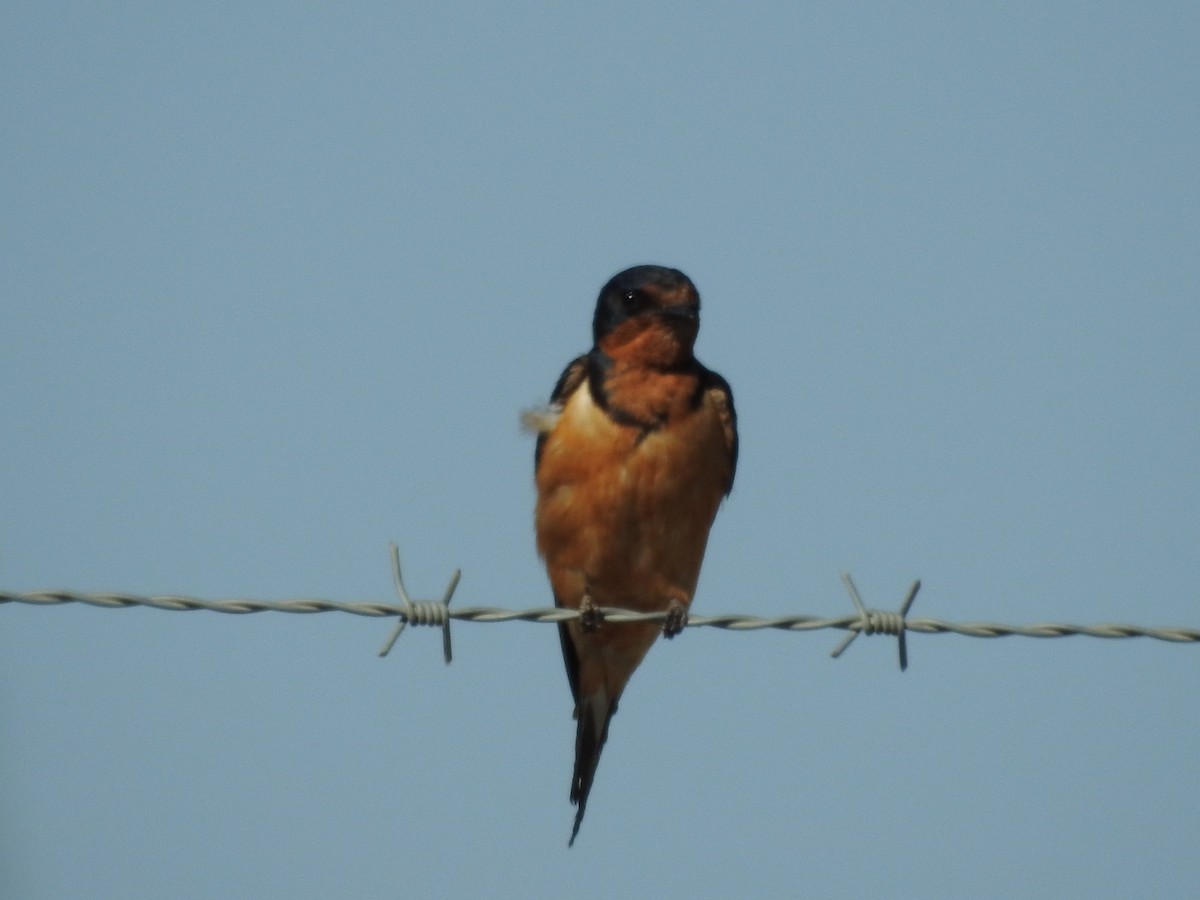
[[579, 593, 601, 633], [663, 598, 689, 639]]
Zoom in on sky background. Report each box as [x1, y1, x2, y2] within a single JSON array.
[[3, 2, 1198, 897]]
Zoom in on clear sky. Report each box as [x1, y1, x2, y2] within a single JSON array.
[[3, 2, 1197, 898]]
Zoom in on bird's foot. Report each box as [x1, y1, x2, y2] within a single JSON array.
[[579, 592, 601, 634], [663, 593, 690, 639]]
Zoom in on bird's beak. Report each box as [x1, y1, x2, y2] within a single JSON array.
[[655, 304, 699, 322]]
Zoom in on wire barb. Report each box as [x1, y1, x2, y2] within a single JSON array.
[[377, 544, 461, 662], [829, 574, 921, 671]]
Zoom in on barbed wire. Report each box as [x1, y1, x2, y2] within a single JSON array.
[[2, 545, 1197, 671]]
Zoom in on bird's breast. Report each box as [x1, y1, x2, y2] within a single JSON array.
[[535, 373, 730, 608]]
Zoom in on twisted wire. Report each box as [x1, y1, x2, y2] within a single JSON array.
[[3, 590, 1197, 642], [3, 547, 1197, 672]]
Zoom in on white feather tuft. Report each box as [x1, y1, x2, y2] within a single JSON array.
[[520, 404, 561, 435]]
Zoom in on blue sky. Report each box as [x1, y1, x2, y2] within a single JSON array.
[[3, 3, 1197, 897]]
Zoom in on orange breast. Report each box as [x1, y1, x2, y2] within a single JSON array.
[[535, 377, 731, 613]]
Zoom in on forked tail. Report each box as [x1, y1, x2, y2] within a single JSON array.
[[568, 692, 617, 847]]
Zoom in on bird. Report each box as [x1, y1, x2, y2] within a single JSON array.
[[527, 265, 738, 846]]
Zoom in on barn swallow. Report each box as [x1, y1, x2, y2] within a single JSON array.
[[528, 265, 737, 846]]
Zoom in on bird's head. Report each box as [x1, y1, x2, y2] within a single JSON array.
[[591, 265, 701, 368]]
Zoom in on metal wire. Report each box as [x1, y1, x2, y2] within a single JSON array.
[[2, 544, 1197, 671], [3, 589, 1195, 642]]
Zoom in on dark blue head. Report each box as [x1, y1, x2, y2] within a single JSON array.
[[592, 265, 700, 346]]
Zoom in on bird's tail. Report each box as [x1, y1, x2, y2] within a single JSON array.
[[568, 690, 618, 847]]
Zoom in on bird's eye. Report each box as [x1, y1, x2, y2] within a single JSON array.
[[622, 290, 644, 313]]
